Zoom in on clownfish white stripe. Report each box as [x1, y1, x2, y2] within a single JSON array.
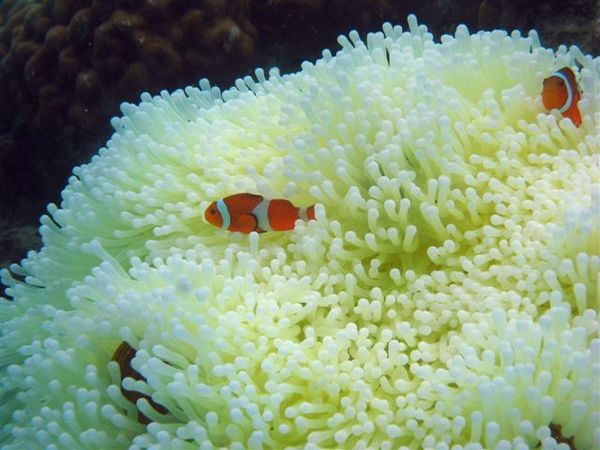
[[552, 71, 573, 113], [216, 199, 231, 230], [251, 198, 272, 232], [298, 207, 309, 221]]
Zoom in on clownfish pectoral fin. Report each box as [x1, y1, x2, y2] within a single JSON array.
[[232, 213, 259, 234]]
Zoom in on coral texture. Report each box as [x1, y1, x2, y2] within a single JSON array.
[[2, 16, 599, 450], [0, 0, 257, 135]]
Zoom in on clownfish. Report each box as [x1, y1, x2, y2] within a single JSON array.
[[541, 67, 582, 127], [111, 341, 168, 424], [204, 193, 316, 234]]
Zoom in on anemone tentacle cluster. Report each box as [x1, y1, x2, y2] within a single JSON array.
[[1, 16, 599, 450]]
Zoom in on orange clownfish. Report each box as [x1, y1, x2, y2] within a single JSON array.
[[541, 67, 582, 127], [204, 193, 316, 234]]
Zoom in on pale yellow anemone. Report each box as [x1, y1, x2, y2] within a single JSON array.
[[1, 15, 599, 450]]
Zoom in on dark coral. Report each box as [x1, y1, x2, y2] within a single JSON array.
[[1, 0, 257, 137], [249, 0, 393, 77], [477, 0, 598, 56]]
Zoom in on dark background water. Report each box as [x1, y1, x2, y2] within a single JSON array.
[[0, 0, 598, 272]]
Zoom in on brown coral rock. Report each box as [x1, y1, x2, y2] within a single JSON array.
[[1, 0, 259, 143]]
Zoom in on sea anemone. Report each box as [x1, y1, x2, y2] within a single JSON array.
[[1, 15, 599, 450]]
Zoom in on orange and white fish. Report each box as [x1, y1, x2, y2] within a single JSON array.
[[541, 67, 582, 127], [204, 193, 315, 233]]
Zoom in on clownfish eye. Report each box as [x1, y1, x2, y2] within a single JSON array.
[[210, 208, 217, 214], [559, 80, 564, 86]]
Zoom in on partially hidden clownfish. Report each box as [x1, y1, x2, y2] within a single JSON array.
[[111, 341, 168, 424], [541, 67, 582, 127], [204, 193, 316, 234]]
